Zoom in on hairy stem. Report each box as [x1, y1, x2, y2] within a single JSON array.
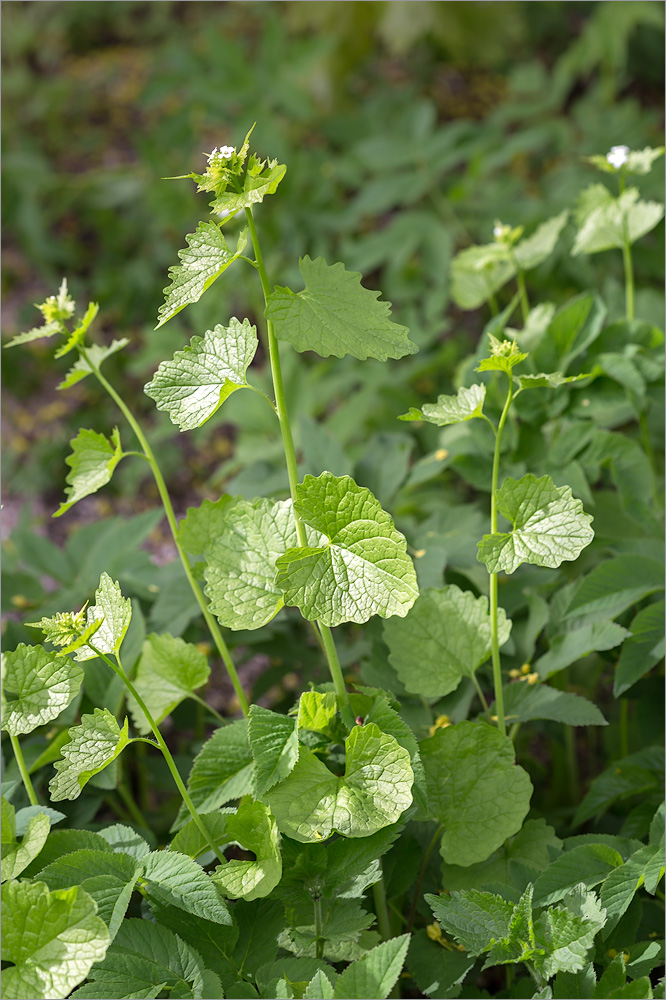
[[80, 348, 249, 716], [10, 733, 39, 806], [489, 375, 514, 737], [245, 206, 355, 726]]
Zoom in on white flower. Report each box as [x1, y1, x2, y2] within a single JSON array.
[[606, 145, 629, 169], [206, 145, 235, 164], [493, 224, 504, 238], [219, 145, 235, 159]]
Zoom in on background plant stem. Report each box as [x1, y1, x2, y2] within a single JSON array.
[[372, 872, 393, 941], [10, 733, 39, 806]]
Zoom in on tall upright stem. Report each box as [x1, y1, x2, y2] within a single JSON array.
[[489, 376, 514, 737], [245, 207, 355, 728], [10, 733, 38, 806], [622, 240, 635, 322], [80, 351, 249, 716]]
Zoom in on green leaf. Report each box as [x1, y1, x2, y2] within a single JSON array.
[[515, 372, 590, 390], [169, 811, 231, 861], [513, 211, 570, 270], [333, 934, 410, 1000], [179, 720, 254, 822], [564, 556, 664, 623], [297, 691, 338, 736], [204, 498, 311, 630], [615, 601, 665, 697], [70, 918, 220, 999], [533, 844, 623, 906], [156, 221, 247, 329], [49, 709, 131, 802], [127, 633, 210, 735], [533, 885, 606, 979], [304, 970, 336, 999], [145, 319, 258, 430], [439, 818, 562, 892], [73, 572, 132, 661], [141, 850, 231, 925], [501, 681, 608, 726], [535, 621, 629, 680], [475, 334, 528, 374], [54, 428, 124, 518], [553, 964, 597, 1000], [572, 187, 664, 255], [421, 722, 532, 866], [585, 146, 665, 176], [383, 585, 511, 699], [1, 644, 84, 736], [544, 292, 606, 370], [213, 799, 282, 901], [178, 495, 236, 556], [265, 724, 413, 843], [600, 842, 666, 937], [1, 800, 50, 882], [399, 384, 486, 426], [406, 930, 475, 999], [275, 473, 418, 627], [477, 474, 594, 576], [4, 319, 62, 349], [57, 338, 129, 391], [573, 748, 664, 827], [426, 888, 515, 956], [266, 256, 417, 362], [1, 880, 110, 1000], [248, 705, 299, 798], [54, 301, 100, 359], [450, 242, 515, 310]]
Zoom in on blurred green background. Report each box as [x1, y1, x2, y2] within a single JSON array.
[[2, 0, 664, 511]]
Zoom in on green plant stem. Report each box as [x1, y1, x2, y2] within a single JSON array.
[[245, 206, 356, 728], [80, 347, 249, 716], [117, 782, 149, 829], [191, 693, 227, 726], [407, 823, 445, 932], [622, 239, 635, 321], [313, 895, 324, 960], [619, 698, 630, 758], [10, 733, 38, 806], [91, 645, 225, 864], [372, 873, 392, 942], [488, 376, 514, 737], [471, 673, 492, 722]]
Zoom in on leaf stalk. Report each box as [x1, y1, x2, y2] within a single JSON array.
[[9, 732, 39, 806]]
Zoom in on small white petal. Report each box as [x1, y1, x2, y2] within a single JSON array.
[[493, 225, 504, 237], [606, 144, 630, 168]]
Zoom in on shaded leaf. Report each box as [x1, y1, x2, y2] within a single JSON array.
[[213, 799, 282, 901], [501, 682, 608, 726], [1, 800, 50, 882], [533, 844, 623, 906], [127, 633, 210, 735], [248, 705, 299, 798], [333, 934, 410, 1000]]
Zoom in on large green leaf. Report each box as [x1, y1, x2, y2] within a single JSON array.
[[156, 221, 247, 328], [127, 633, 210, 734], [275, 473, 418, 626], [265, 256, 417, 361], [1, 799, 50, 882], [600, 841, 665, 936], [426, 887, 515, 956], [439, 819, 562, 892], [332, 934, 410, 1000], [1, 644, 83, 736], [532, 844, 624, 906], [533, 885, 607, 979], [145, 319, 258, 430], [178, 720, 254, 823], [501, 681, 608, 726], [1, 880, 110, 1000], [69, 918, 222, 999], [213, 799, 282, 901], [535, 621, 629, 680], [248, 705, 299, 797], [73, 572, 132, 662], [54, 428, 124, 518], [383, 585, 511, 699], [140, 850, 231, 925], [572, 186, 664, 255], [265, 724, 413, 843], [614, 601, 665, 697], [564, 556, 664, 623], [477, 474, 594, 575], [178, 495, 235, 556], [204, 498, 312, 630], [399, 384, 486, 426], [49, 710, 131, 802], [421, 722, 532, 866], [513, 210, 570, 270]]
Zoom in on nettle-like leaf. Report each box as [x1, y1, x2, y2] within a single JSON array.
[[213, 799, 282, 901], [600, 840, 666, 936], [275, 473, 418, 627], [477, 474, 594, 575], [127, 633, 209, 735], [73, 572, 132, 662], [572, 185, 664, 256], [178, 719, 254, 823], [58, 339, 130, 391], [49, 709, 131, 802], [204, 497, 319, 630], [144, 318, 258, 431], [265, 256, 417, 361], [421, 722, 532, 866], [265, 724, 413, 843], [248, 705, 299, 798], [1, 880, 110, 1000], [1, 799, 51, 882], [332, 934, 410, 1000], [399, 384, 486, 426], [426, 887, 515, 956], [534, 885, 607, 979], [4, 318, 62, 350], [155, 222, 247, 328], [532, 844, 624, 907], [53, 301, 100, 359], [383, 585, 511, 699], [297, 690, 338, 736], [140, 850, 231, 925], [54, 428, 124, 518], [1, 644, 84, 736]]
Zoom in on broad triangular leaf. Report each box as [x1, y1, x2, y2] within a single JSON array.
[[513, 211, 570, 270], [177, 720, 254, 824], [572, 187, 664, 255], [145, 318, 258, 430], [266, 256, 417, 361], [533, 885, 606, 978], [333, 934, 410, 1000], [73, 572, 132, 661], [383, 585, 511, 699], [248, 705, 299, 797], [477, 474, 594, 575], [1, 644, 83, 736], [275, 473, 418, 627], [127, 633, 210, 735], [532, 844, 623, 906], [49, 709, 131, 802], [399, 384, 486, 426], [1, 800, 50, 882], [501, 682, 608, 727], [156, 222, 247, 328], [305, 970, 336, 999], [54, 428, 124, 518], [140, 850, 231, 925], [58, 338, 129, 391], [213, 799, 282, 901], [265, 724, 413, 843], [1, 880, 110, 1000], [178, 495, 235, 556], [421, 722, 532, 866]]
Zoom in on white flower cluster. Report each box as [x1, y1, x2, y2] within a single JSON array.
[[606, 145, 629, 169], [207, 145, 235, 164]]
